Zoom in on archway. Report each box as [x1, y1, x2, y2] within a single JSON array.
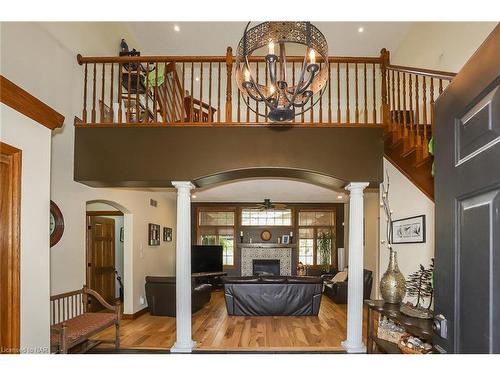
[[172, 169, 372, 353], [85, 199, 134, 315]]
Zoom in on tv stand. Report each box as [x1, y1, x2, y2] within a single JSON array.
[[192, 271, 227, 290]]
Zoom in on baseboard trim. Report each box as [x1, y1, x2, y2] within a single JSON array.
[[122, 306, 148, 320]]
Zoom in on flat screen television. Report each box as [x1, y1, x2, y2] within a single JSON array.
[[191, 245, 223, 273]]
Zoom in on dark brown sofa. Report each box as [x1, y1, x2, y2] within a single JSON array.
[[145, 276, 212, 317], [222, 275, 323, 316], [323, 269, 373, 304]]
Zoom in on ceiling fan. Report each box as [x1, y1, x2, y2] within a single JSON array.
[[254, 199, 287, 210]]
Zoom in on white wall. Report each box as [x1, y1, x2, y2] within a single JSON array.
[[1, 22, 177, 316], [391, 22, 497, 72], [0, 104, 52, 352], [379, 158, 434, 305]]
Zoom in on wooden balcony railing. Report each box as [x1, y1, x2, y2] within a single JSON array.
[[76, 47, 388, 126]]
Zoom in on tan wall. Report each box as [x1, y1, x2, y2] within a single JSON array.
[[1, 104, 52, 352]]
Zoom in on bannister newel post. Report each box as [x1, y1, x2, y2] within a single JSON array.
[[225, 47, 233, 123], [380, 48, 390, 128]]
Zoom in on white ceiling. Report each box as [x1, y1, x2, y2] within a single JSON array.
[[127, 22, 413, 56], [192, 178, 348, 203]]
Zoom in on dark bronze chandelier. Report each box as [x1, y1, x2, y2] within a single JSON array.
[[236, 21, 329, 122]]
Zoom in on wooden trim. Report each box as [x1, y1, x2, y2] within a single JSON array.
[[74, 121, 383, 128], [387, 65, 456, 80], [77, 53, 382, 65], [0, 75, 65, 130], [122, 306, 148, 320], [86, 210, 124, 216], [0, 141, 21, 354]]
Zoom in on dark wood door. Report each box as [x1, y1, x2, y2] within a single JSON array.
[[434, 25, 500, 354], [86, 216, 116, 312], [0, 142, 21, 354]]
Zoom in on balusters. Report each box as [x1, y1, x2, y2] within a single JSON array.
[[402, 72, 407, 140], [209, 62, 213, 123], [346, 62, 350, 123], [190, 62, 194, 122], [225, 47, 233, 123], [319, 62, 323, 124], [391, 70, 395, 132], [100, 63, 105, 122], [430, 78, 435, 133], [110, 63, 114, 121], [145, 62, 149, 123], [372, 63, 377, 124], [256, 62, 260, 123], [408, 74, 414, 148], [126, 62, 131, 123], [355, 63, 359, 123], [135, 62, 140, 123], [153, 62, 158, 122], [292, 62, 296, 123], [265, 62, 269, 121], [118, 63, 123, 124], [415, 75, 421, 146], [218, 62, 221, 123], [396, 71, 401, 139], [199, 62, 203, 122], [181, 62, 185, 123], [83, 63, 88, 122], [328, 62, 332, 123], [336, 62, 341, 123], [422, 77, 429, 158], [92, 63, 97, 123], [363, 63, 368, 124]]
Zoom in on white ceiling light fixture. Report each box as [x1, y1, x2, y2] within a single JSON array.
[[192, 194, 197, 199], [337, 195, 343, 199], [358, 27, 364, 33], [174, 25, 180, 32]]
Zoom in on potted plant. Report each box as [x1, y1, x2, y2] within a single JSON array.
[[317, 231, 334, 273]]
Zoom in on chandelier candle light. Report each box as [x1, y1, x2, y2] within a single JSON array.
[[236, 22, 329, 122]]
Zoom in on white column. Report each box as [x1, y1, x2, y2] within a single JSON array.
[[342, 182, 369, 353], [171, 181, 195, 353]]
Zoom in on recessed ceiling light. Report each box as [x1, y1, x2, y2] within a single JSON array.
[[337, 195, 343, 199], [174, 25, 180, 32], [192, 194, 197, 199], [195, 77, 200, 82], [358, 27, 364, 33]]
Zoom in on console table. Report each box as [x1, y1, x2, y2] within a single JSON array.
[[365, 299, 434, 354]]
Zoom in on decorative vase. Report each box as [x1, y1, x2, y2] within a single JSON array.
[[380, 250, 406, 304]]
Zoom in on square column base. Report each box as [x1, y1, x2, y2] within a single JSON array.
[[342, 340, 366, 353], [170, 340, 196, 353]]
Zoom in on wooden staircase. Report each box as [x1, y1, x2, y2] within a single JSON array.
[[380, 50, 456, 200]]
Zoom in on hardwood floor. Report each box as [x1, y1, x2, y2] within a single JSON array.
[[93, 291, 366, 352]]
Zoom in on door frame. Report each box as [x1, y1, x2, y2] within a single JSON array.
[[0, 141, 21, 354]]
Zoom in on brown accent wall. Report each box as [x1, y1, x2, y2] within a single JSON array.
[[191, 202, 344, 276], [74, 126, 383, 187]]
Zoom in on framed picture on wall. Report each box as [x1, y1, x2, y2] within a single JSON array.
[[163, 227, 172, 242], [149, 223, 161, 246], [391, 215, 426, 244]]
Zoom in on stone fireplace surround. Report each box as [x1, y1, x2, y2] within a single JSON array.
[[241, 246, 292, 276]]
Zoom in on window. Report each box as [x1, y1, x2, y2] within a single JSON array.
[[298, 210, 335, 266], [241, 208, 292, 226], [198, 210, 235, 266]]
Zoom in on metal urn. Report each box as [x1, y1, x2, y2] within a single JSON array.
[[380, 249, 406, 304]]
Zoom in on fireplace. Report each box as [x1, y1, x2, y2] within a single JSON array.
[[253, 259, 280, 276]]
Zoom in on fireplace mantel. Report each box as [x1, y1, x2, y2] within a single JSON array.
[[237, 243, 296, 248]]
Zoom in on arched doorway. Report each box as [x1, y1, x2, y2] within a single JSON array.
[[85, 200, 133, 315]]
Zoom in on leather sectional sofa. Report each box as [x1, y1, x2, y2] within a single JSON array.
[[323, 269, 373, 304], [222, 275, 323, 316], [145, 276, 212, 317]]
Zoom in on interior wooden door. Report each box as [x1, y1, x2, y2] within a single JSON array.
[[434, 25, 500, 353], [86, 216, 116, 312], [0, 142, 21, 354]]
